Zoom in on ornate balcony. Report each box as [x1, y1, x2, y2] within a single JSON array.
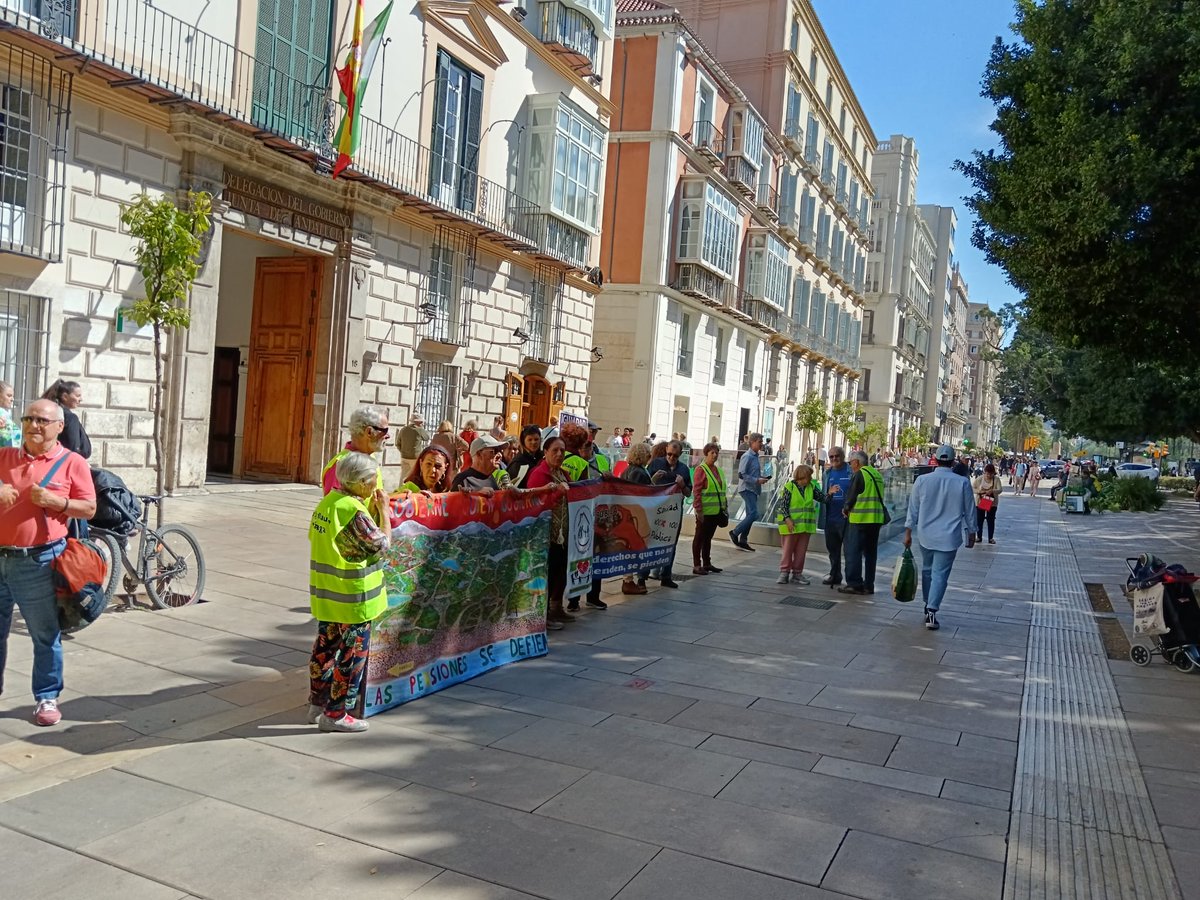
[[690, 120, 724, 166], [539, 2, 599, 76], [723, 155, 757, 198]]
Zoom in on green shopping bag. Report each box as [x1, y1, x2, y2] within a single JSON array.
[[892, 547, 917, 603]]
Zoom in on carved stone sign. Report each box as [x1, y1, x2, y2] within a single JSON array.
[[224, 171, 349, 242]]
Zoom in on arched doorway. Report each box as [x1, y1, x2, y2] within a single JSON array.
[[515, 373, 565, 429]]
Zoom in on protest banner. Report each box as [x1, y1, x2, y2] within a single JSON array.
[[363, 487, 559, 715], [567, 479, 684, 592]]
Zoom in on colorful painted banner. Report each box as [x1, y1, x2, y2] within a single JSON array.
[[567, 479, 684, 593], [363, 488, 559, 715]]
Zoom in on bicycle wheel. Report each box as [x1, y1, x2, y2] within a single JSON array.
[[143, 525, 206, 609], [94, 533, 123, 604]]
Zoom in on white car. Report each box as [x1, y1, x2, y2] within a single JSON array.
[[1115, 463, 1160, 481]]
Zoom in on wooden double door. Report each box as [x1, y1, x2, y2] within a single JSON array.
[[503, 373, 566, 435], [241, 257, 321, 481]]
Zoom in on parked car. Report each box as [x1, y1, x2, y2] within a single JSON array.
[[1040, 461, 1064, 481], [1115, 463, 1160, 481]]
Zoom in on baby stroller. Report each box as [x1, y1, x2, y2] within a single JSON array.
[[1126, 554, 1200, 672]]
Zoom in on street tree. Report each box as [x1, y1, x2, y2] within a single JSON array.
[[958, 0, 1200, 365], [120, 191, 212, 523], [828, 398, 859, 444], [794, 392, 828, 454], [897, 423, 929, 452]]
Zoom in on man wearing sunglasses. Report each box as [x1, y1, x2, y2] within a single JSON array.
[[0, 399, 97, 727], [322, 406, 389, 502], [645, 440, 692, 588]]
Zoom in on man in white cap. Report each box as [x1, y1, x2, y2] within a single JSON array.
[[452, 435, 506, 492], [904, 443, 976, 630]]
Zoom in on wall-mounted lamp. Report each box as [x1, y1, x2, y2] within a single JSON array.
[[590, 346, 604, 362], [512, 6, 528, 21], [512, 327, 531, 343]]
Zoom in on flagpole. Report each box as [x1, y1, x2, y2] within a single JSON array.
[[379, 37, 391, 121]]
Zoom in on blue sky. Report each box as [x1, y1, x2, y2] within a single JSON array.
[[811, 0, 1023, 310]]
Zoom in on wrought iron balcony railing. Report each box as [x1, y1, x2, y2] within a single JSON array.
[[755, 182, 778, 220], [540, 2, 599, 76], [691, 120, 724, 164], [1, 0, 583, 266], [723, 154, 757, 196], [713, 358, 727, 385], [783, 118, 803, 149]]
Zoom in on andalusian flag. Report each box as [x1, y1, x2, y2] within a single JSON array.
[[332, 0, 393, 178]]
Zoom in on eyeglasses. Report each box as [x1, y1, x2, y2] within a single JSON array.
[[367, 426, 390, 437], [20, 416, 59, 427]]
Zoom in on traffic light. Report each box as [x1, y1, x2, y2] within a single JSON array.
[[963, 439, 972, 448], [1023, 436, 1040, 451]]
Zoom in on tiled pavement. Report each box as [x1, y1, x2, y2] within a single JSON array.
[[0, 484, 1193, 899]]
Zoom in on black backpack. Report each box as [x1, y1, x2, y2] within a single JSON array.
[[89, 467, 142, 532]]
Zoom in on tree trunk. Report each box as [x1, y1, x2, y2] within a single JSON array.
[[153, 322, 165, 528]]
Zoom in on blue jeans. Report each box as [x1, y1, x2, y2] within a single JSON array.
[[730, 491, 759, 542], [0, 540, 66, 700], [919, 545, 959, 612]]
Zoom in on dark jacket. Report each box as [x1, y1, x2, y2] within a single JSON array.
[[60, 406, 91, 459], [648, 457, 692, 495], [506, 450, 543, 488], [622, 464, 651, 486]]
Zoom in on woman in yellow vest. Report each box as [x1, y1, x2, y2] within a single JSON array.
[[774, 463, 825, 585], [307, 452, 391, 733], [691, 442, 727, 575]]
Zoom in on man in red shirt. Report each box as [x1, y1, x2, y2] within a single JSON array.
[[0, 398, 96, 726]]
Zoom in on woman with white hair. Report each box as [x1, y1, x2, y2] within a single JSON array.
[[0, 380, 18, 448], [321, 406, 388, 498], [306, 452, 391, 733]]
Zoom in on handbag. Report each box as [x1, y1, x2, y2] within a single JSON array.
[[977, 495, 996, 512], [37, 452, 111, 632], [715, 510, 729, 528]]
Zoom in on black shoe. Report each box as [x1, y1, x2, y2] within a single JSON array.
[[585, 597, 608, 610], [730, 535, 750, 551], [822, 574, 842, 586], [660, 578, 680, 589], [837, 585, 868, 595], [704, 565, 722, 573], [924, 608, 940, 630], [742, 543, 756, 552], [567, 600, 581, 611]]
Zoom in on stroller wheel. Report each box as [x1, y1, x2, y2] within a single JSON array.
[[1129, 645, 1151, 667]]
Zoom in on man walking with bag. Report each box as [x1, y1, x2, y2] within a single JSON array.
[[729, 433, 768, 551], [0, 399, 96, 726], [904, 444, 976, 630]]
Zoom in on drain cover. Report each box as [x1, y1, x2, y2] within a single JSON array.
[[779, 596, 835, 610]]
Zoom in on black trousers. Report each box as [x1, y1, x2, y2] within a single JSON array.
[[824, 515, 847, 580], [975, 505, 997, 540], [692, 516, 720, 567], [844, 522, 882, 590]]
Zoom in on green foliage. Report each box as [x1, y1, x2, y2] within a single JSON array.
[[958, 1, 1200, 367], [120, 191, 212, 329], [828, 398, 860, 439], [1158, 476, 1195, 495], [1089, 476, 1165, 513], [794, 393, 828, 446], [897, 423, 929, 451], [1000, 411, 1046, 452]]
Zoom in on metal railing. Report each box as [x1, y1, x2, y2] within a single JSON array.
[[673, 263, 730, 305], [540, 2, 600, 75], [713, 358, 727, 385], [755, 182, 779, 216], [691, 120, 724, 160], [743, 296, 780, 332], [724, 155, 757, 194], [783, 118, 803, 148], [1, 0, 582, 264], [677, 346, 693, 377]]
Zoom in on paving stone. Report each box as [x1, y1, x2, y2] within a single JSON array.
[[337, 783, 657, 900], [406, 870, 539, 899], [492, 717, 744, 796], [1169, 847, 1200, 900], [613, 848, 849, 900], [572, 665, 759, 708], [592, 713, 710, 747], [813, 755, 944, 796], [823, 830, 1004, 900], [82, 796, 439, 899], [887, 735, 1016, 792], [0, 769, 198, 848], [940, 780, 1012, 811], [808, 685, 1018, 740], [471, 668, 697, 723], [538, 771, 845, 885], [696, 734, 820, 772], [848, 714, 961, 746], [717, 761, 1009, 862], [748, 697, 855, 726], [362, 695, 541, 745], [635, 658, 826, 706], [0, 823, 187, 899], [670, 701, 899, 764]]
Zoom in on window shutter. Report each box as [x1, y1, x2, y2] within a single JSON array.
[[429, 50, 452, 198], [458, 71, 484, 213]]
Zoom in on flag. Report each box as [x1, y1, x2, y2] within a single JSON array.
[[332, 0, 393, 178]]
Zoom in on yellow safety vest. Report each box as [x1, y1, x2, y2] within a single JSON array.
[[697, 462, 727, 515], [594, 452, 611, 475], [848, 465, 886, 525], [777, 482, 819, 535], [308, 491, 388, 625], [562, 452, 589, 482]]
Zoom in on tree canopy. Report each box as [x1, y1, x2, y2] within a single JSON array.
[[958, 0, 1200, 365]]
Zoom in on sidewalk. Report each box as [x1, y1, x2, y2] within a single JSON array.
[[0, 484, 1191, 899]]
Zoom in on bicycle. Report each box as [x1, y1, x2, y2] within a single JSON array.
[[91, 495, 206, 609]]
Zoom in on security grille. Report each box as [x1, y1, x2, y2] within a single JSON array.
[[414, 360, 460, 431], [0, 42, 72, 261], [0, 289, 51, 406], [420, 225, 476, 346], [525, 262, 563, 364], [779, 596, 835, 610]]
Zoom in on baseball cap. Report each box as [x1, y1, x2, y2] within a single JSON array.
[[587, 420, 600, 431], [934, 444, 955, 462], [470, 434, 505, 455]]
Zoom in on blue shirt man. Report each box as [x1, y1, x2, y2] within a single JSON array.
[[819, 446, 852, 584], [904, 444, 976, 630], [729, 433, 767, 550]]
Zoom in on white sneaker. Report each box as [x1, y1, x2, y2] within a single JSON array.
[[776, 572, 790, 584], [34, 698, 61, 727], [924, 609, 940, 630], [318, 713, 369, 733], [305, 704, 323, 725], [793, 574, 812, 586]]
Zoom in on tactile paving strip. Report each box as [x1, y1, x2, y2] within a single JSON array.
[[1004, 512, 1181, 899]]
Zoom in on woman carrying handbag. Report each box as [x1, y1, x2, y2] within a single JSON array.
[[972, 463, 1003, 544]]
